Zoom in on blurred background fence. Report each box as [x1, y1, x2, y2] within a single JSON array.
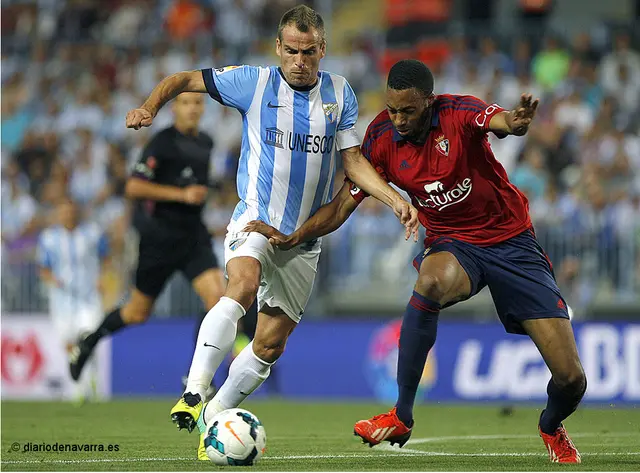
[[2, 0, 640, 323]]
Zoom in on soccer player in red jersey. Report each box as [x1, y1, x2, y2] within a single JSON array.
[[244, 59, 585, 463]]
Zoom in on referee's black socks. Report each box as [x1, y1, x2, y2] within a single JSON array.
[[84, 308, 126, 349]]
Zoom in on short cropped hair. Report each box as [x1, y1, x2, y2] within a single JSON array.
[[387, 59, 435, 96], [277, 5, 325, 43]]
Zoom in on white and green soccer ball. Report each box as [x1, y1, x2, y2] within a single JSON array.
[[204, 408, 267, 466]]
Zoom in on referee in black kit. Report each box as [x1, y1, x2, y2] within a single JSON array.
[[70, 93, 229, 386]]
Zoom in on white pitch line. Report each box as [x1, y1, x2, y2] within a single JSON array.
[[406, 431, 639, 445], [0, 453, 418, 465], [2, 451, 640, 465], [3, 434, 639, 465], [382, 448, 640, 457]]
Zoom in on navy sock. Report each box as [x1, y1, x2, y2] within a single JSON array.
[[85, 308, 125, 349], [395, 291, 440, 427], [539, 378, 586, 434]]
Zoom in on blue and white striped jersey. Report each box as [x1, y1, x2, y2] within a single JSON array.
[[202, 65, 361, 234], [36, 222, 108, 314]]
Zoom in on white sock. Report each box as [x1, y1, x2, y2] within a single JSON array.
[[185, 297, 245, 399], [204, 341, 272, 425]]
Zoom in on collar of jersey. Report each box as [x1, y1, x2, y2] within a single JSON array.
[[392, 105, 440, 143], [278, 67, 320, 93]]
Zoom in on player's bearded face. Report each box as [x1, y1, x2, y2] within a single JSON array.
[[276, 25, 325, 87], [386, 88, 434, 140]]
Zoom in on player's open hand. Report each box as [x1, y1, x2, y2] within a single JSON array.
[[242, 220, 295, 250], [182, 185, 208, 205], [392, 199, 420, 242], [510, 94, 539, 132], [126, 108, 154, 130]]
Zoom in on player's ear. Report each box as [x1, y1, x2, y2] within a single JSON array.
[[275, 37, 282, 58], [319, 40, 326, 59], [426, 93, 436, 108]]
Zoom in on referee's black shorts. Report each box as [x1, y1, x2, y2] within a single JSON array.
[[135, 222, 219, 299]]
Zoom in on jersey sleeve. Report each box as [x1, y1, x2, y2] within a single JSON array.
[[201, 65, 259, 114], [451, 96, 506, 136], [131, 134, 163, 181], [361, 120, 390, 181], [336, 80, 361, 150]]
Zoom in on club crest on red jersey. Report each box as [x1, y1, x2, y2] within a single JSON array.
[[435, 135, 450, 157]]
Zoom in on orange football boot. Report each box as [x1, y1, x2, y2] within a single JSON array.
[[539, 424, 581, 463], [354, 408, 412, 448]]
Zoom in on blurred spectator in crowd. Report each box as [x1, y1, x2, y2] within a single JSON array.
[[511, 146, 549, 202], [512, 38, 533, 77], [477, 37, 514, 83], [518, 0, 554, 35], [2, 161, 40, 246], [165, 0, 212, 40], [2, 73, 35, 153], [532, 37, 570, 90]]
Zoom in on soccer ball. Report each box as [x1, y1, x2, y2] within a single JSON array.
[[204, 408, 267, 466]]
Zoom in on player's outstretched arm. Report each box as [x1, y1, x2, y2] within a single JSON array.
[[126, 71, 206, 130], [489, 93, 539, 136], [243, 182, 359, 250], [341, 146, 419, 240]]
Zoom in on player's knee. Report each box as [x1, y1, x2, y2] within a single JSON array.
[[555, 366, 587, 397], [415, 273, 451, 304], [253, 341, 284, 364], [226, 260, 261, 307]]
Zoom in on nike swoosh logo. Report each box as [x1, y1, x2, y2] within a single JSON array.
[[225, 420, 245, 446], [203, 342, 220, 349], [267, 102, 284, 108]]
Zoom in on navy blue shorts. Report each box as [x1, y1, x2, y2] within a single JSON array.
[[412, 229, 569, 335]]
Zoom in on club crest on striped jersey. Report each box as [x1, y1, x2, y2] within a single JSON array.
[[322, 102, 338, 123], [435, 134, 450, 157]]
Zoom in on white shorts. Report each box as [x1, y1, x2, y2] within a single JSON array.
[[223, 229, 320, 323], [51, 303, 102, 347]]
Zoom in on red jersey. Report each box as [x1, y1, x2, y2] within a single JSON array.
[[352, 94, 531, 246]]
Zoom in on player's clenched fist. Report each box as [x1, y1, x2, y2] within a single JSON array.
[[182, 185, 208, 205], [126, 108, 154, 130]]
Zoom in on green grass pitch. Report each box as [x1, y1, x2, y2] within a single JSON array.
[[2, 400, 639, 471]]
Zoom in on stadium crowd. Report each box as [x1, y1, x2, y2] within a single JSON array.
[[2, 0, 639, 314]]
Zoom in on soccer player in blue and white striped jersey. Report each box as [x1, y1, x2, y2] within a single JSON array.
[[125, 5, 419, 452], [37, 198, 108, 403]]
